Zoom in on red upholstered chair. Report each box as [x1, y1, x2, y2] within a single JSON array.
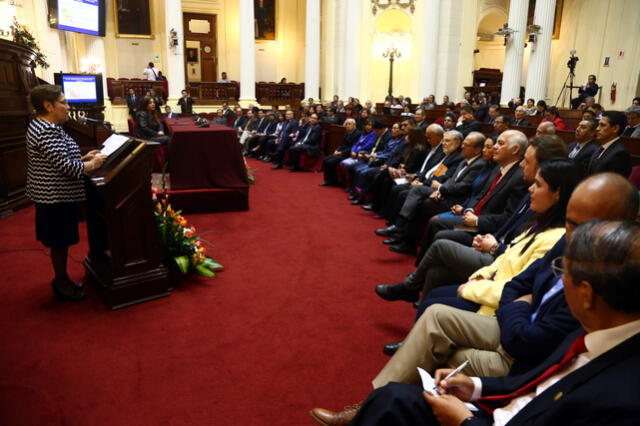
[[127, 118, 138, 136], [299, 130, 326, 172], [629, 166, 640, 189]]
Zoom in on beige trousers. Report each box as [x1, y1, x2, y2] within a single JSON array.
[[372, 304, 514, 388]]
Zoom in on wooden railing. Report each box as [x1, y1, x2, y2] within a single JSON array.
[[187, 81, 240, 103], [106, 78, 168, 105], [256, 82, 304, 108]]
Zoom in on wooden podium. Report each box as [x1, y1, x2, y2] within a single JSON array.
[[84, 138, 170, 309]]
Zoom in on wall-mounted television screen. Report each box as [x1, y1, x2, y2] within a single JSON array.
[[48, 0, 106, 37], [54, 73, 105, 106]]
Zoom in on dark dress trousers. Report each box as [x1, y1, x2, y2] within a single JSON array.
[[289, 124, 323, 168]]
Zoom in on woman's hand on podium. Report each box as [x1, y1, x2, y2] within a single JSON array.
[[84, 154, 108, 173]]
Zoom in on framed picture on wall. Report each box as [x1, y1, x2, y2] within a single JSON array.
[[115, 0, 154, 38], [254, 0, 276, 41], [186, 48, 199, 63]]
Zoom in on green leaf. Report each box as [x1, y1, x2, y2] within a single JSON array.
[[173, 256, 190, 274], [203, 258, 224, 270], [194, 264, 216, 277]]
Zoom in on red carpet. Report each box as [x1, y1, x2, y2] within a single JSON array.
[[0, 159, 416, 425]]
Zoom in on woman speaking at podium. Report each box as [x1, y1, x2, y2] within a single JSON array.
[[26, 84, 107, 301]]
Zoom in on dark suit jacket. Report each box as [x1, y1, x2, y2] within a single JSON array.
[[456, 120, 482, 137], [496, 237, 580, 375], [300, 124, 323, 156], [336, 129, 362, 155], [232, 116, 247, 131], [470, 164, 529, 233], [415, 144, 446, 180], [135, 111, 161, 139], [587, 139, 632, 178], [438, 156, 486, 204], [567, 139, 598, 172], [177, 96, 193, 114], [513, 118, 532, 127], [162, 112, 180, 119], [404, 148, 428, 174], [492, 193, 534, 256], [245, 117, 259, 132], [475, 328, 640, 425], [421, 149, 464, 186], [126, 94, 139, 114]]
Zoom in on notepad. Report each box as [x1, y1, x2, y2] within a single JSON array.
[[100, 134, 130, 157], [417, 367, 478, 411]]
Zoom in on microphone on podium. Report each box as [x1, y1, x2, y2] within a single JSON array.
[[77, 115, 112, 128]]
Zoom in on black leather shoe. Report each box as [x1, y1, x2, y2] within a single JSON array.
[[271, 163, 283, 169], [413, 300, 422, 309], [383, 340, 404, 356], [375, 224, 401, 237], [361, 204, 374, 211], [375, 283, 419, 302], [351, 198, 364, 205], [318, 182, 332, 187], [51, 279, 87, 301], [390, 243, 416, 255], [347, 195, 356, 201], [382, 237, 402, 245]]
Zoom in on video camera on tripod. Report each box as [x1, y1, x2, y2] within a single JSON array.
[[567, 50, 579, 75]]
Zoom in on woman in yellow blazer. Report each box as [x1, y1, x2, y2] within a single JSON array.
[[417, 159, 583, 317]]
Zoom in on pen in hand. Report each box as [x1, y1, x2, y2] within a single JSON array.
[[440, 360, 471, 387]]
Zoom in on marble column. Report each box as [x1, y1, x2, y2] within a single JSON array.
[[525, 0, 556, 102], [164, 0, 186, 101], [419, 0, 441, 98], [239, 0, 257, 104], [304, 0, 320, 101], [499, 0, 528, 105], [333, 0, 347, 99], [343, 0, 361, 99]]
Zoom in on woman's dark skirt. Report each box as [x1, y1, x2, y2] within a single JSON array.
[[35, 202, 80, 248]]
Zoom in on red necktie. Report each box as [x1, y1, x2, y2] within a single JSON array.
[[474, 171, 502, 215], [477, 334, 587, 413]]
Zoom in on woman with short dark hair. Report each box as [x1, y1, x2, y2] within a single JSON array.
[[26, 84, 107, 301]]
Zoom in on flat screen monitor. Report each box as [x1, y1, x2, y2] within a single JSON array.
[[48, 0, 106, 37], [54, 73, 105, 106]]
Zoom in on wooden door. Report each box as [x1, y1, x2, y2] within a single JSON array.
[[183, 13, 217, 83]]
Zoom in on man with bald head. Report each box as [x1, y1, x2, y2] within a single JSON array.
[[416, 130, 529, 259], [536, 121, 556, 137], [312, 174, 640, 425], [348, 218, 640, 425], [320, 118, 361, 186]]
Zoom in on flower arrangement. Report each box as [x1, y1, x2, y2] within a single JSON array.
[[152, 187, 223, 277], [10, 18, 49, 69]]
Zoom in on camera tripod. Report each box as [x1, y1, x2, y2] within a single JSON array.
[[554, 69, 576, 108]]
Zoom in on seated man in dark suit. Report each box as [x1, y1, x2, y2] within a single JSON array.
[[319, 118, 361, 186], [484, 104, 499, 124], [416, 130, 529, 258], [231, 107, 247, 137], [375, 124, 445, 220], [622, 105, 640, 138], [571, 74, 599, 110], [588, 110, 632, 178], [162, 105, 179, 119], [321, 107, 341, 125], [567, 118, 598, 171], [384, 132, 486, 255], [486, 116, 511, 145], [512, 106, 532, 127], [212, 109, 228, 126], [456, 106, 482, 137], [346, 217, 640, 426], [288, 113, 322, 171]]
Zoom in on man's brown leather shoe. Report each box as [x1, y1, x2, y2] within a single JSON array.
[[309, 405, 360, 425]]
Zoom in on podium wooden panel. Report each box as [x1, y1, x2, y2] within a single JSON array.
[[84, 138, 170, 309]]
